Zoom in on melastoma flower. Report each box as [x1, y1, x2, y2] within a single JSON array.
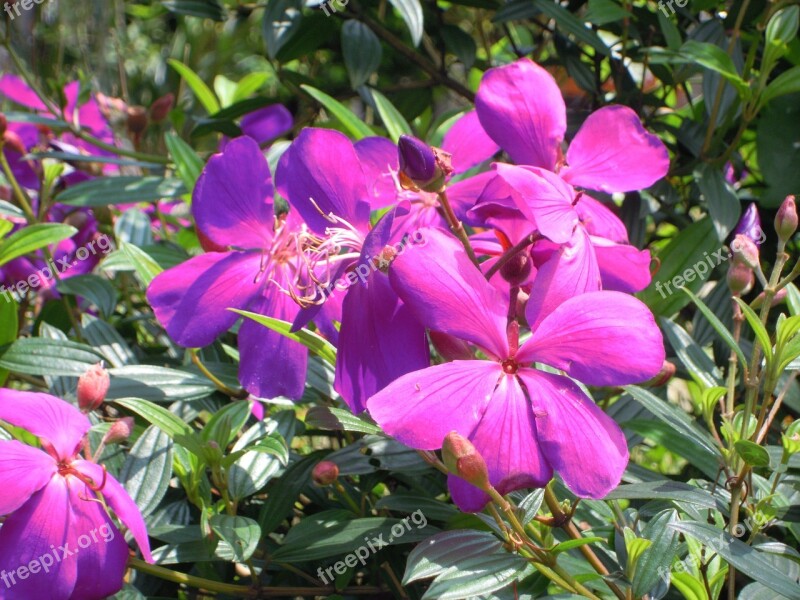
[[147, 136, 309, 399], [367, 228, 665, 512], [733, 203, 763, 246], [0, 389, 152, 599]]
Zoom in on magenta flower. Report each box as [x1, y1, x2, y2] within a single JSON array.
[[0, 390, 152, 599], [147, 136, 309, 399], [220, 104, 293, 150], [367, 228, 664, 511]]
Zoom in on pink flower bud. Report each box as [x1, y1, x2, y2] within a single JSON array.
[[500, 251, 532, 285], [149, 93, 175, 123], [730, 234, 760, 270], [645, 360, 676, 387], [312, 460, 339, 486], [727, 262, 754, 296], [442, 431, 490, 491], [397, 135, 453, 193], [127, 106, 148, 135], [77, 363, 110, 412], [775, 195, 797, 242], [103, 417, 134, 445]]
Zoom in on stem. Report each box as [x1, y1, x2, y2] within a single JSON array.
[[0, 143, 38, 223], [191, 350, 249, 399], [436, 190, 480, 268], [485, 232, 540, 281]]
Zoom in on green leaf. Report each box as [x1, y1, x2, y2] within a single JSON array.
[[633, 509, 681, 597], [660, 318, 723, 387], [679, 41, 750, 99], [258, 452, 324, 535], [300, 85, 374, 140], [734, 440, 771, 467], [551, 537, 606, 554], [56, 176, 186, 207], [262, 0, 304, 59], [231, 310, 336, 365], [119, 425, 174, 518], [733, 298, 773, 362], [625, 419, 722, 478], [162, 0, 224, 20], [760, 66, 800, 107], [0, 224, 77, 267], [584, 0, 631, 26], [440, 25, 476, 70], [387, 0, 423, 46], [209, 515, 261, 562], [56, 275, 118, 319], [0, 337, 104, 376], [113, 397, 193, 438], [107, 365, 216, 402], [534, 0, 610, 56], [165, 133, 205, 192], [305, 406, 381, 434], [115, 209, 153, 247], [366, 88, 412, 142], [695, 163, 740, 241], [682, 287, 747, 367], [201, 400, 252, 448], [0, 294, 18, 386], [120, 242, 163, 286], [405, 530, 505, 583], [670, 521, 800, 598], [341, 20, 382, 89], [167, 59, 221, 114], [766, 6, 799, 48]]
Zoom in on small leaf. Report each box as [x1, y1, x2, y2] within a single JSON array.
[[57, 275, 118, 319], [262, 0, 304, 59], [760, 66, 800, 107], [305, 406, 381, 434], [300, 85, 374, 140], [0, 294, 18, 386], [231, 310, 336, 365], [679, 41, 750, 99], [0, 337, 104, 376], [682, 287, 748, 367], [56, 176, 186, 207], [695, 163, 740, 241], [119, 426, 174, 518], [120, 242, 163, 286], [113, 397, 193, 439], [387, 0, 423, 46], [734, 440, 771, 467], [0, 224, 77, 267], [209, 515, 261, 562], [734, 298, 773, 362], [440, 25, 476, 69], [366, 88, 412, 142], [168, 59, 221, 114], [165, 133, 205, 192], [551, 536, 606, 554], [341, 21, 382, 89]]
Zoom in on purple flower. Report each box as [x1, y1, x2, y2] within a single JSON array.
[[0, 389, 152, 599], [733, 203, 763, 246], [147, 137, 309, 399], [367, 228, 665, 511], [220, 104, 294, 150]]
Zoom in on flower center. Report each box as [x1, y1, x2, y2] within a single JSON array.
[[57, 462, 107, 492], [501, 358, 518, 374]]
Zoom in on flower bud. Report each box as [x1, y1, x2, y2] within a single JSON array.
[[500, 251, 532, 285], [730, 234, 760, 270], [733, 203, 763, 246], [126, 106, 148, 135], [430, 331, 474, 361], [77, 363, 110, 412], [397, 135, 453, 193], [103, 417, 134, 445], [312, 460, 339, 486], [644, 360, 676, 387], [727, 262, 754, 296], [441, 431, 490, 491], [775, 195, 797, 243], [149, 93, 175, 123], [0, 113, 6, 137], [2, 130, 27, 156], [751, 287, 788, 309]]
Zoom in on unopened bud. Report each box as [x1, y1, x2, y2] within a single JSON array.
[[733, 203, 763, 246], [727, 262, 754, 296], [103, 417, 134, 445], [430, 331, 474, 361], [312, 460, 339, 486], [500, 251, 532, 285], [126, 106, 148, 135], [731, 234, 760, 270], [77, 363, 110, 412], [149, 93, 175, 123], [2, 130, 27, 156], [751, 287, 788, 309], [775, 195, 797, 243], [0, 113, 6, 137], [397, 135, 453, 193], [441, 431, 490, 491], [645, 360, 676, 387]]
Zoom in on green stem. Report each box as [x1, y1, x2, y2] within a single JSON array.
[[436, 190, 480, 268]]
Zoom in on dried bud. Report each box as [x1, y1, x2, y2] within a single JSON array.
[[0, 113, 6, 137], [441, 431, 490, 491], [500, 251, 532, 285], [126, 106, 148, 135], [103, 417, 134, 445], [775, 195, 797, 243], [312, 460, 340, 486], [727, 262, 754, 296], [77, 363, 110, 412], [733, 203, 763, 246], [149, 93, 175, 123], [645, 360, 676, 387], [730, 234, 760, 270], [397, 135, 453, 193]]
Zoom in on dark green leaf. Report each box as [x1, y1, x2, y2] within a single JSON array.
[[734, 440, 771, 467], [119, 425, 174, 518], [209, 515, 261, 562], [262, 0, 304, 59], [56, 176, 186, 207], [165, 133, 205, 192], [57, 275, 118, 319], [342, 21, 382, 88], [162, 0, 224, 20], [0, 337, 104, 376]]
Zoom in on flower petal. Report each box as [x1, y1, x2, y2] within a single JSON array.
[[0, 478, 77, 600], [0, 390, 89, 461], [335, 273, 429, 413], [354, 136, 400, 209], [0, 74, 49, 111], [475, 59, 566, 170], [388, 227, 509, 358], [562, 105, 670, 193], [518, 369, 628, 498], [192, 137, 275, 249], [575, 196, 629, 243], [449, 374, 552, 512], [73, 461, 153, 563], [518, 291, 665, 386], [146, 251, 264, 348], [367, 360, 501, 450], [441, 110, 500, 173], [0, 440, 56, 515], [592, 238, 652, 293], [240, 105, 293, 145], [278, 128, 370, 234]]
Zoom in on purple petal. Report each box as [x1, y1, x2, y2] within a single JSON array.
[[575, 196, 629, 243], [335, 273, 429, 413], [592, 238, 652, 293], [355, 136, 400, 209], [0, 390, 89, 461], [494, 164, 578, 244], [0, 478, 77, 600], [448, 172, 497, 225], [240, 105, 293, 145], [526, 228, 601, 328], [366, 360, 501, 449], [0, 75, 48, 111], [146, 251, 264, 348], [238, 277, 307, 400], [0, 440, 56, 515], [448, 374, 552, 512], [388, 227, 509, 358], [192, 137, 275, 249], [517, 291, 665, 387], [518, 369, 628, 498], [442, 110, 501, 174], [562, 105, 669, 193], [73, 461, 153, 562], [277, 128, 370, 235], [475, 59, 566, 170]]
